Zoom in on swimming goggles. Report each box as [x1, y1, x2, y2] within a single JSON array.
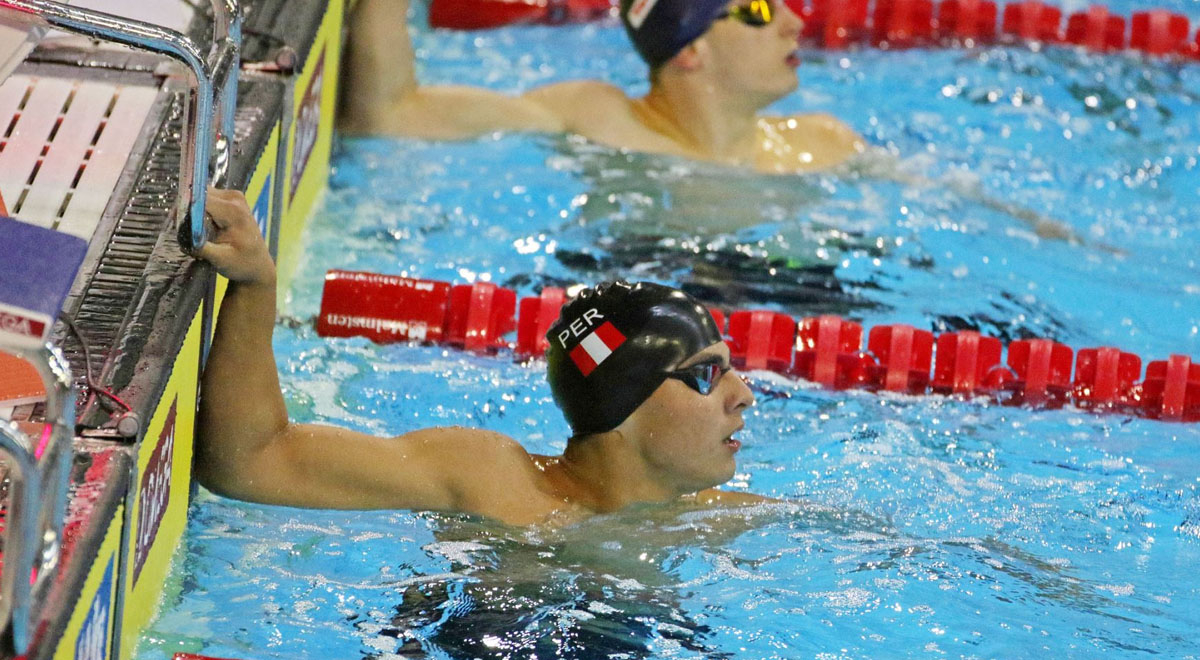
[[666, 362, 731, 396], [716, 0, 774, 27]]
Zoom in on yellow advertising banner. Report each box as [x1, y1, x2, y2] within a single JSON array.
[[53, 503, 123, 660], [117, 311, 201, 660], [276, 0, 344, 294]]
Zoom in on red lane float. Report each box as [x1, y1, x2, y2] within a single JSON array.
[[316, 270, 451, 343], [801, 0, 872, 48], [317, 271, 1200, 422], [937, 0, 998, 42], [446, 282, 517, 353], [728, 310, 796, 372], [517, 286, 566, 358], [1001, 0, 1063, 42], [1004, 338, 1073, 406], [931, 331, 1003, 395], [867, 325, 933, 393], [427, 0, 1199, 60], [429, 0, 613, 29], [1066, 6, 1126, 52], [1073, 346, 1141, 409], [1141, 355, 1200, 421], [793, 315, 868, 388], [1130, 9, 1191, 55], [873, 0, 936, 47]]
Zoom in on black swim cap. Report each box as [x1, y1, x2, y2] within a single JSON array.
[[546, 281, 723, 436], [619, 0, 731, 68]]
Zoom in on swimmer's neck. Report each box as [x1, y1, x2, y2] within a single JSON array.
[[541, 433, 691, 513], [636, 80, 762, 167]]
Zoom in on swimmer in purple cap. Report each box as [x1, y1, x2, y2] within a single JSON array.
[[195, 190, 765, 526], [340, 0, 864, 173]]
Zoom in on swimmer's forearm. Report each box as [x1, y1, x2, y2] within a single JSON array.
[[849, 148, 1090, 246], [340, 0, 418, 132], [196, 277, 289, 486], [339, 0, 563, 137]]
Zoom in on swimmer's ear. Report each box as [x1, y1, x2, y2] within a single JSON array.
[[669, 42, 705, 72]]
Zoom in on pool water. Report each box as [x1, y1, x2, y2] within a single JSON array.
[[136, 3, 1200, 659]]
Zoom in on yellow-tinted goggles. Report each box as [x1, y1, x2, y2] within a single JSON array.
[[717, 0, 774, 27]]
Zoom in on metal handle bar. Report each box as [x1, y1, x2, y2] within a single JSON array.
[[0, 0, 243, 251], [0, 343, 74, 654], [0, 421, 42, 654]]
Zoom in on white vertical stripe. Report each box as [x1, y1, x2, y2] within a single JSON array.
[[62, 84, 157, 230], [579, 332, 613, 365]]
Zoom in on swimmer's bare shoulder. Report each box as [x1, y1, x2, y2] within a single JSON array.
[[438, 430, 575, 524], [525, 82, 652, 139], [756, 112, 865, 172]]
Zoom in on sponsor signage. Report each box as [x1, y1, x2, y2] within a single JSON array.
[[75, 559, 114, 660], [289, 51, 325, 201], [133, 399, 176, 586], [252, 173, 271, 237], [0, 216, 87, 346], [0, 304, 47, 342]]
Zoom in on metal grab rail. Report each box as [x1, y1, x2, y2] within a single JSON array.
[[0, 344, 74, 655], [0, 420, 39, 657], [0, 0, 243, 251]]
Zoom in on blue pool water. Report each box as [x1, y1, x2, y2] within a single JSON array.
[[137, 4, 1200, 659]]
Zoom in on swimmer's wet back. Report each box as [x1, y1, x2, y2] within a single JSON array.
[[546, 281, 723, 435]]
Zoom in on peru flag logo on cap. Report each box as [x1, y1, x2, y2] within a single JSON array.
[[570, 321, 626, 376], [627, 0, 660, 28]]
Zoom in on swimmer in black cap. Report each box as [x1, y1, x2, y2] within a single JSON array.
[[195, 190, 763, 526], [341, 0, 864, 172]]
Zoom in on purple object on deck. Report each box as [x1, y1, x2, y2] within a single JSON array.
[[0, 216, 88, 346]]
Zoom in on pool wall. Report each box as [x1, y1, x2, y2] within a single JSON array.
[[0, 1, 344, 657], [113, 4, 345, 658]]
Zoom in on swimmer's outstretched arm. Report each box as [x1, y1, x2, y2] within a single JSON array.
[[339, 0, 568, 138], [194, 190, 533, 511], [847, 147, 1113, 249]]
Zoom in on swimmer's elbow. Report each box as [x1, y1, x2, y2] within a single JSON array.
[[193, 421, 295, 505]]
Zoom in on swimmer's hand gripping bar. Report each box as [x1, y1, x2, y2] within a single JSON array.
[[0, 0, 243, 252]]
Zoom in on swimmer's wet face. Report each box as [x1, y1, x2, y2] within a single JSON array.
[[621, 0, 804, 103], [702, 0, 805, 103], [546, 281, 727, 435], [616, 341, 754, 493], [546, 282, 756, 492]]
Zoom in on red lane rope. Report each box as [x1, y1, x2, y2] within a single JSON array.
[[428, 0, 1200, 60], [317, 270, 1200, 422]]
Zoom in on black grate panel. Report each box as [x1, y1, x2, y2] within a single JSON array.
[[59, 92, 186, 410]]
